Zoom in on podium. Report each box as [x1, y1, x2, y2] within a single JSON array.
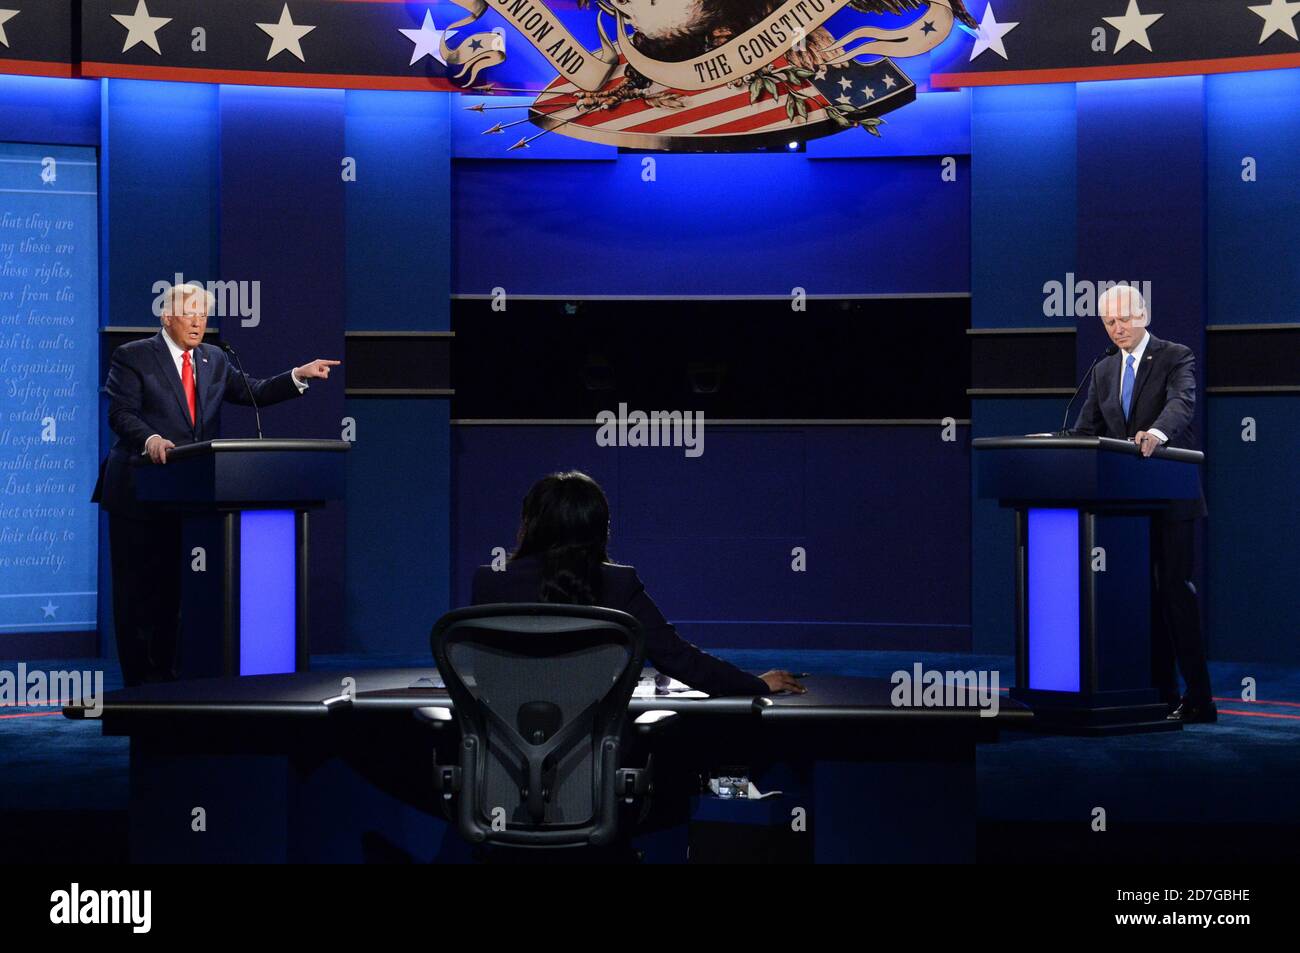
[[973, 436, 1204, 733], [133, 438, 349, 678]]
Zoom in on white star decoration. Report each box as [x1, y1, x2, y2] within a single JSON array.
[[969, 3, 1019, 62], [258, 4, 316, 63], [399, 9, 456, 66], [882, 73, 897, 89], [1249, 0, 1300, 42], [112, 0, 171, 55], [0, 9, 17, 49], [1104, 0, 1164, 54], [41, 601, 57, 619]]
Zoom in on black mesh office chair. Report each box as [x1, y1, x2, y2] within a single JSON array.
[[427, 603, 654, 851]]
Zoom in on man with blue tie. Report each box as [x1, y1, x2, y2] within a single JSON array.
[[1072, 284, 1214, 723], [92, 283, 339, 685]]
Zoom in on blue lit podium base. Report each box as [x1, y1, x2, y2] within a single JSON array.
[[974, 437, 1204, 736], [179, 510, 308, 677], [1008, 507, 1180, 735], [134, 438, 350, 678]]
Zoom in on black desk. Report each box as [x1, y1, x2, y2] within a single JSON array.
[[66, 670, 1031, 863]]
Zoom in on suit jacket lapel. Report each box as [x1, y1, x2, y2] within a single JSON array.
[[1127, 333, 1161, 424], [195, 344, 218, 438], [151, 331, 196, 435], [1097, 354, 1127, 437]]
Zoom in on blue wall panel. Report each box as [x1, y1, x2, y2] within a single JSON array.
[[0, 144, 100, 651], [344, 90, 453, 332], [0, 76, 99, 147], [219, 85, 348, 653], [970, 84, 1077, 329], [1074, 77, 1206, 374], [341, 90, 455, 653], [344, 398, 450, 655], [451, 153, 970, 296], [451, 424, 971, 651], [1206, 396, 1300, 664], [103, 80, 219, 328], [1205, 68, 1300, 325]]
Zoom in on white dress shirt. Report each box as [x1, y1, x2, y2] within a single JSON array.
[[144, 332, 306, 452], [1118, 331, 1166, 444]]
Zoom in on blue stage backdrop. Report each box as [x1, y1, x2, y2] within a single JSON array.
[[0, 142, 99, 652]]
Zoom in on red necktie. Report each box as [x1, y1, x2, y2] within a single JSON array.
[[181, 350, 196, 425]]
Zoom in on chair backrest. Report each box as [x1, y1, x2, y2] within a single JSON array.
[[430, 603, 645, 848]]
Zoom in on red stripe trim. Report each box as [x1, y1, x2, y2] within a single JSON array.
[[932, 51, 1300, 89], [0, 58, 77, 79], [80, 61, 460, 91], [0, 711, 61, 720], [1217, 708, 1300, 721], [1212, 696, 1300, 709]]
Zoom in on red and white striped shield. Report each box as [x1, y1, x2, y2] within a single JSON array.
[[528, 54, 915, 151]]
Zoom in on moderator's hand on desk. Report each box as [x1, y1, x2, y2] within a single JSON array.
[[144, 435, 175, 465], [293, 358, 341, 380], [760, 670, 807, 694]]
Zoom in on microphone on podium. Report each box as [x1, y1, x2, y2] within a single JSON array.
[[1057, 344, 1119, 436], [217, 340, 264, 439]]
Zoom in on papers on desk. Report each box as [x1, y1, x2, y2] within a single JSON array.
[[633, 675, 708, 698]]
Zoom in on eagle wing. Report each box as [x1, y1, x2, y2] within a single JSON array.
[[848, 0, 978, 30]]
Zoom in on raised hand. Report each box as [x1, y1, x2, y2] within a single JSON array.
[[294, 359, 341, 381]]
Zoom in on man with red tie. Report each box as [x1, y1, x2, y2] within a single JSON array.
[[92, 283, 339, 685]]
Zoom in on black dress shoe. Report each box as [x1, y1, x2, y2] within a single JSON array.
[[1167, 698, 1218, 723]]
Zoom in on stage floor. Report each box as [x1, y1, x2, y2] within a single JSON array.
[[3, 650, 1298, 863]]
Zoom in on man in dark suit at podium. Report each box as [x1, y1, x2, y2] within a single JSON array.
[[1072, 284, 1214, 723], [92, 283, 339, 686]]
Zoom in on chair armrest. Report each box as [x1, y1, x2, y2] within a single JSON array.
[[413, 705, 454, 729], [633, 709, 682, 736]]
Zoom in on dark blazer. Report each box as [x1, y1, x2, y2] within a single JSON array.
[[471, 555, 768, 697], [92, 331, 303, 515], [1072, 332, 1206, 519]]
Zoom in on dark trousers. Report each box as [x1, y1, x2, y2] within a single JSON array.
[[108, 512, 183, 687], [1151, 516, 1212, 704]]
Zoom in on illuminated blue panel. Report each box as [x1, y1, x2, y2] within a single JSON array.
[[1027, 508, 1080, 692], [239, 510, 296, 676], [0, 143, 99, 641]]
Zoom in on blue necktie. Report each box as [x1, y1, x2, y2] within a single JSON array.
[[1121, 354, 1136, 420]]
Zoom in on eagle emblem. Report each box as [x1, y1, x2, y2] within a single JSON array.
[[459, 0, 977, 150]]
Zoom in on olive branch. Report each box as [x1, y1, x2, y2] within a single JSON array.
[[744, 65, 888, 136]]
